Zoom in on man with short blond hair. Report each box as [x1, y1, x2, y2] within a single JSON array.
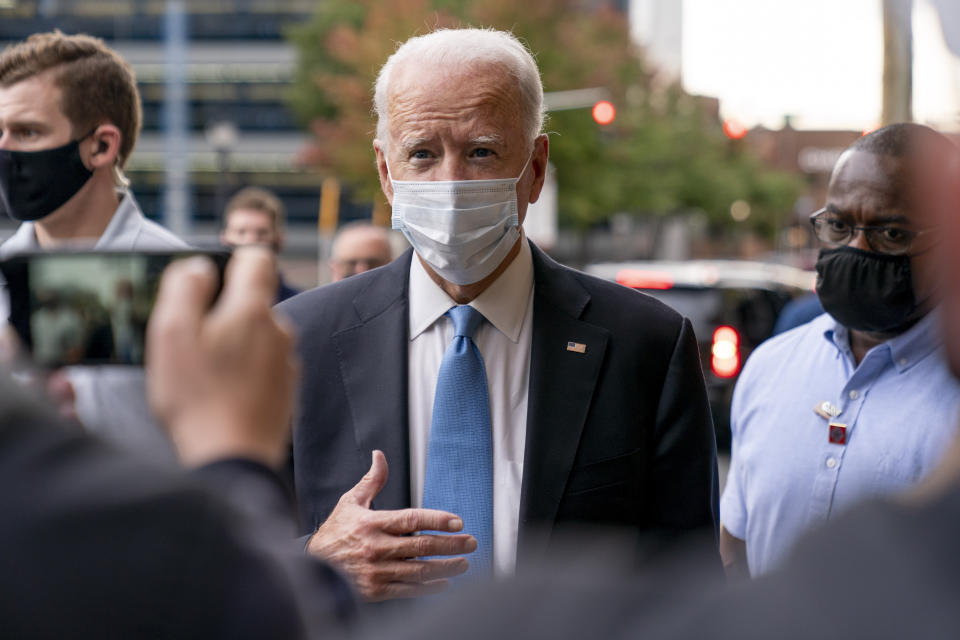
[[0, 31, 170, 238], [221, 186, 300, 302], [0, 31, 186, 459], [223, 187, 286, 237]]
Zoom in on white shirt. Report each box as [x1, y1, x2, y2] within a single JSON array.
[[407, 241, 534, 577]]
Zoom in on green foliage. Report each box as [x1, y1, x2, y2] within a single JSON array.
[[287, 0, 802, 231]]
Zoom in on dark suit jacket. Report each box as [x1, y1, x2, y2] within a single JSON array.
[[0, 375, 353, 639], [276, 272, 301, 305], [279, 243, 718, 563]]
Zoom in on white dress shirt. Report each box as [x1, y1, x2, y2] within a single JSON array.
[[408, 240, 534, 577]]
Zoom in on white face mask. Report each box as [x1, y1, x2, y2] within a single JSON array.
[[388, 155, 531, 285]]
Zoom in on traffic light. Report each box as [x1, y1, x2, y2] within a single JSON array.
[[592, 100, 616, 126], [722, 119, 748, 140]]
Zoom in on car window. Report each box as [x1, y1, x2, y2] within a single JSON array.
[[639, 289, 722, 339], [639, 287, 788, 346]]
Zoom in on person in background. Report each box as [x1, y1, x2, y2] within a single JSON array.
[[328, 220, 393, 282], [772, 293, 823, 335], [220, 186, 301, 303], [279, 27, 718, 602], [720, 123, 960, 578], [0, 31, 186, 461]]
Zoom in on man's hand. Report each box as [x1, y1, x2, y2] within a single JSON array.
[[308, 450, 477, 601], [146, 247, 298, 468]]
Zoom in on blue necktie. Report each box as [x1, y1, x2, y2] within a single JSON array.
[[422, 305, 493, 578]]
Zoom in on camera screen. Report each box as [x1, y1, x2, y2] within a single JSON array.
[[26, 253, 172, 367]]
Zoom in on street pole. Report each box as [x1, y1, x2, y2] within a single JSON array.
[[317, 176, 341, 285], [163, 0, 191, 236], [205, 121, 238, 224], [882, 0, 913, 125]]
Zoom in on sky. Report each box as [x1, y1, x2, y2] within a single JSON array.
[[681, 0, 960, 131]]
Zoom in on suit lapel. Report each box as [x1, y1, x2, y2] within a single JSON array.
[[330, 245, 608, 525], [332, 251, 413, 510], [518, 244, 609, 555]]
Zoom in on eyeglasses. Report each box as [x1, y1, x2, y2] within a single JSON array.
[[809, 208, 934, 256], [336, 257, 389, 276]]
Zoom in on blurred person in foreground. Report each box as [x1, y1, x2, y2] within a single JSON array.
[[279, 27, 719, 602], [368, 127, 960, 640], [720, 123, 960, 578], [220, 186, 301, 303], [0, 247, 353, 638], [0, 31, 186, 460], [328, 221, 394, 282]]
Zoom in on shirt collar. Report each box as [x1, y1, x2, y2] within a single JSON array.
[[94, 191, 141, 250], [823, 308, 942, 373], [0, 191, 133, 255], [0, 220, 40, 256], [408, 239, 534, 343]]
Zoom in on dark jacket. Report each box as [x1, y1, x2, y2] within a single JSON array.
[[0, 375, 353, 639], [278, 242, 719, 565]]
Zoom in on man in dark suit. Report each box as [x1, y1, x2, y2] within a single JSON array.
[[0, 248, 353, 638], [279, 27, 718, 602]]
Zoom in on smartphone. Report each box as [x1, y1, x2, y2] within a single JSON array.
[[0, 250, 230, 368]]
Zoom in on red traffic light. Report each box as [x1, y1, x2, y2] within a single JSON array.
[[722, 119, 748, 140], [592, 100, 616, 126], [711, 325, 741, 378]]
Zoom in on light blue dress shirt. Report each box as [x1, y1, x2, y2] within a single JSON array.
[[721, 311, 960, 576]]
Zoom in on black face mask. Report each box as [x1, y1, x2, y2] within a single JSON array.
[[815, 246, 921, 334], [0, 135, 94, 222]]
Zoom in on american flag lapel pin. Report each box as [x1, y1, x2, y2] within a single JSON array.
[[566, 341, 587, 354]]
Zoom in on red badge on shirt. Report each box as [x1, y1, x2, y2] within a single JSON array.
[[828, 422, 848, 445]]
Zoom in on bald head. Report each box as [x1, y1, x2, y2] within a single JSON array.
[[852, 122, 953, 158], [832, 123, 959, 228], [820, 124, 960, 335], [329, 223, 393, 282]]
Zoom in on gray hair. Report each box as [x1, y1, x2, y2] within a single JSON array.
[[372, 28, 544, 149]]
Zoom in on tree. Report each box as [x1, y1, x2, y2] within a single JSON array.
[[288, 0, 801, 235]]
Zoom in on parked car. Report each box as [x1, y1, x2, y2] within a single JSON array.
[[585, 260, 816, 450]]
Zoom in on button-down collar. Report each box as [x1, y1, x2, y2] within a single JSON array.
[[823, 309, 941, 374], [409, 239, 533, 343]]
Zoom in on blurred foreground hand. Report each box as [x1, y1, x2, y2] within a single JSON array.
[[0, 325, 78, 422], [146, 247, 298, 468]]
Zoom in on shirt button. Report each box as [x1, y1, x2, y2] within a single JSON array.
[[826, 457, 838, 469], [899, 358, 908, 367], [848, 390, 860, 400]]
